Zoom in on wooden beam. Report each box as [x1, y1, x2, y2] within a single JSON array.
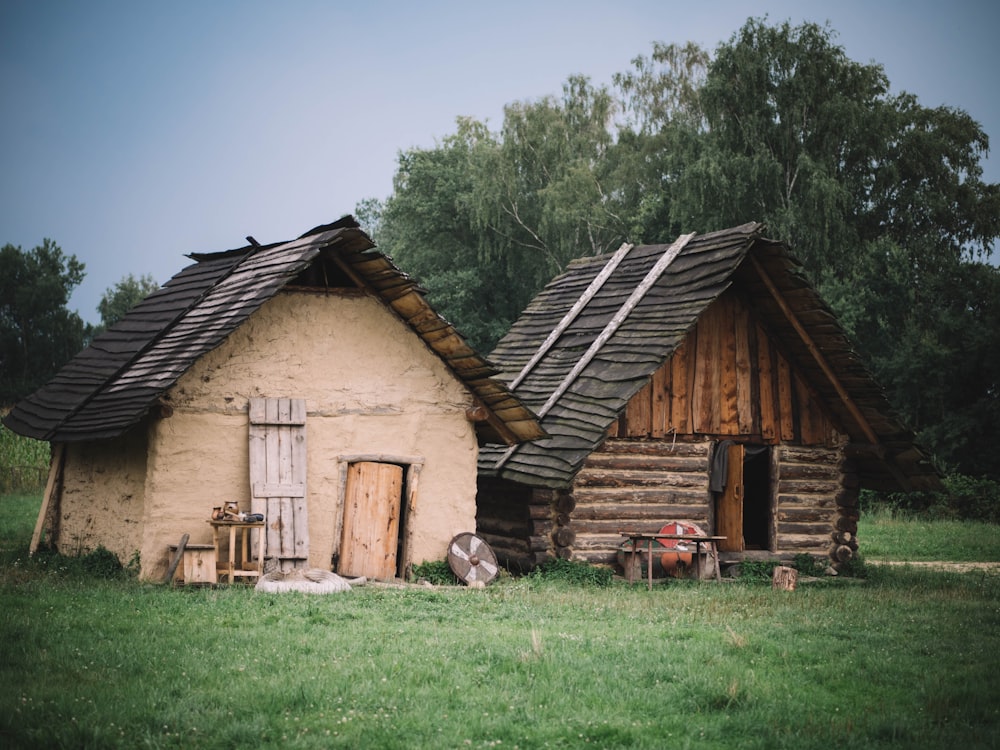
[[30, 442, 65, 555], [509, 242, 634, 390], [748, 255, 880, 445]]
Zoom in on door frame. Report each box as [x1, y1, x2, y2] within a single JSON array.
[[713, 442, 776, 553], [333, 453, 424, 576]]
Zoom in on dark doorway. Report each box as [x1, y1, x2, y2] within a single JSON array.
[[742, 447, 771, 549]]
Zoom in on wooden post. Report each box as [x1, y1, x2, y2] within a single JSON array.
[[30, 443, 65, 555], [772, 565, 798, 591]]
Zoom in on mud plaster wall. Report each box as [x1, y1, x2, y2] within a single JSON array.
[[139, 291, 479, 580], [56, 426, 147, 563]]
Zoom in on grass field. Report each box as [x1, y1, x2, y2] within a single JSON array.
[[1, 494, 998, 749]]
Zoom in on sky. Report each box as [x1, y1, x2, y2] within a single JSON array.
[[2, 0, 998, 325]]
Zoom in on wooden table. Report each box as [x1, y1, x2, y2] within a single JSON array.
[[620, 532, 727, 588], [208, 520, 265, 583]]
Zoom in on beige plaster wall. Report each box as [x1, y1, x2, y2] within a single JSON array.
[[55, 427, 147, 565], [139, 290, 480, 580]]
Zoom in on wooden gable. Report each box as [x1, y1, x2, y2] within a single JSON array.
[[615, 288, 842, 446]]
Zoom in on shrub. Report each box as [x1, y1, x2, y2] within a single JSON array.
[[528, 557, 614, 586], [860, 474, 1000, 524], [410, 559, 460, 585]]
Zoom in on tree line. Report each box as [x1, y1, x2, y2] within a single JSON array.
[[2, 18, 998, 485], [365, 18, 1000, 482]]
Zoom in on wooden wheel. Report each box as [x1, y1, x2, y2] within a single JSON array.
[[447, 533, 499, 585]]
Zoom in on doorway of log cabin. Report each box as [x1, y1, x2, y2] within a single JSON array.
[[337, 461, 409, 580], [715, 443, 773, 552]]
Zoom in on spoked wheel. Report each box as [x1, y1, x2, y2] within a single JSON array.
[[447, 533, 499, 585]]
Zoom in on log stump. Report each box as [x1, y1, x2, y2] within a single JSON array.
[[772, 565, 798, 591]]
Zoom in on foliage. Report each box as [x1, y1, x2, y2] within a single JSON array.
[[0, 239, 90, 403], [409, 559, 459, 585], [0, 420, 49, 492], [362, 16, 1000, 481], [528, 556, 614, 586], [862, 473, 1000, 524], [95, 272, 160, 332]]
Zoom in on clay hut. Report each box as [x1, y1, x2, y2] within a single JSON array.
[[477, 223, 940, 572], [4, 217, 543, 581]]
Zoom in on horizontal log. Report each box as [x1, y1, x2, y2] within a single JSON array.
[[527, 503, 552, 520], [477, 532, 530, 554], [776, 494, 836, 509], [571, 532, 636, 552], [582, 453, 710, 473], [776, 462, 840, 481], [597, 439, 711, 457], [777, 479, 842, 495], [778, 521, 835, 536], [776, 533, 832, 551], [570, 549, 618, 566], [574, 468, 708, 488], [477, 517, 531, 538], [556, 513, 571, 526], [571, 516, 709, 535], [528, 535, 551, 553], [572, 502, 710, 522], [572, 486, 708, 505], [779, 446, 843, 463], [555, 546, 573, 560], [776, 507, 837, 523], [530, 519, 554, 537]]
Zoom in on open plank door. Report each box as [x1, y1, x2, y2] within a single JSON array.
[[249, 398, 308, 571], [716, 442, 744, 552]]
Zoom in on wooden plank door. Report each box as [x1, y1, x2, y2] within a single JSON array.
[[249, 398, 308, 571], [338, 461, 403, 579], [716, 442, 744, 552]]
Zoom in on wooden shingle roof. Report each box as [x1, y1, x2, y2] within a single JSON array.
[[479, 222, 939, 492], [4, 216, 543, 446]]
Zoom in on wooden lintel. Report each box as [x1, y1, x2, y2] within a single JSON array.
[[749, 255, 880, 445]]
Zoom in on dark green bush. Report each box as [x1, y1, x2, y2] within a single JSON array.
[[860, 473, 1000, 524], [410, 559, 460, 585], [528, 557, 614, 586]]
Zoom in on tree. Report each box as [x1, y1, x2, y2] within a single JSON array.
[[96, 273, 160, 332], [0, 240, 89, 403]]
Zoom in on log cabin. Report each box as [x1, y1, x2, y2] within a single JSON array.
[[477, 223, 940, 573], [4, 216, 543, 581]]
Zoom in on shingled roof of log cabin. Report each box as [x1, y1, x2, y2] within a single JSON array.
[[478, 222, 939, 492], [4, 216, 543, 447]]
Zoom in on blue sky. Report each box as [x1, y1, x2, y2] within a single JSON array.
[[2, 0, 997, 324]]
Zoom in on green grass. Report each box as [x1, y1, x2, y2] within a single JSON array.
[[859, 506, 1000, 562], [2, 494, 999, 749]]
